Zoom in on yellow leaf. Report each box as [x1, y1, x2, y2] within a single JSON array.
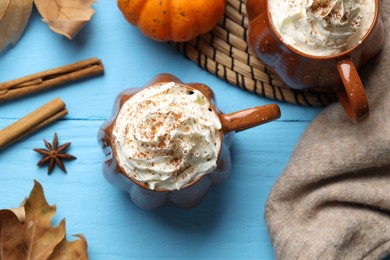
[[0, 0, 33, 52], [34, 0, 96, 39]]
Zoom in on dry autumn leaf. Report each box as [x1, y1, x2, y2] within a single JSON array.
[[34, 0, 96, 39], [0, 209, 29, 259], [0, 0, 33, 52], [49, 234, 88, 259], [0, 180, 88, 259]]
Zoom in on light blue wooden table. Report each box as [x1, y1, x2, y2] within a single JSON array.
[[0, 2, 321, 259]]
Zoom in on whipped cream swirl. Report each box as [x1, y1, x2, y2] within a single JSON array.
[[269, 0, 374, 56], [112, 82, 222, 191]]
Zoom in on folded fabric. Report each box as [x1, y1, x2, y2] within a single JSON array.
[[265, 2, 390, 260]]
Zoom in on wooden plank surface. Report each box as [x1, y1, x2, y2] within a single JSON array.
[[0, 2, 321, 259]]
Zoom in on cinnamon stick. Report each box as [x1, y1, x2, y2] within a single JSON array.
[[0, 98, 67, 150], [0, 58, 104, 102]]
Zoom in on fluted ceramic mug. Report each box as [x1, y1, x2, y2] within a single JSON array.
[[98, 74, 281, 209]]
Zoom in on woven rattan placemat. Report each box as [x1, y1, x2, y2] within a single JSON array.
[[170, 0, 337, 106]]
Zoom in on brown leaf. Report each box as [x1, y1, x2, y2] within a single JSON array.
[[9, 207, 25, 222], [34, 0, 96, 39], [0, 209, 28, 260], [0, 0, 33, 52], [0, 209, 21, 233], [23, 180, 67, 258], [0, 180, 89, 259], [49, 234, 88, 260]]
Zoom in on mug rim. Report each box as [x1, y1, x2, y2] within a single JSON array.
[[109, 82, 224, 193], [266, 0, 381, 60]]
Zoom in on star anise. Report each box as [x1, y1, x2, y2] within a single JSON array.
[[33, 133, 77, 175]]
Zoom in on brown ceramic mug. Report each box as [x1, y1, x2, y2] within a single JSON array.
[[98, 74, 281, 209], [247, 0, 384, 122]]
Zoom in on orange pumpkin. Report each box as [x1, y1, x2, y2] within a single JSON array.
[[118, 0, 227, 42]]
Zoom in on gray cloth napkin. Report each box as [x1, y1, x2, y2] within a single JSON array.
[[265, 3, 390, 260]]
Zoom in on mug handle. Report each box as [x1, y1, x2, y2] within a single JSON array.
[[336, 58, 369, 122], [221, 104, 281, 133]]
